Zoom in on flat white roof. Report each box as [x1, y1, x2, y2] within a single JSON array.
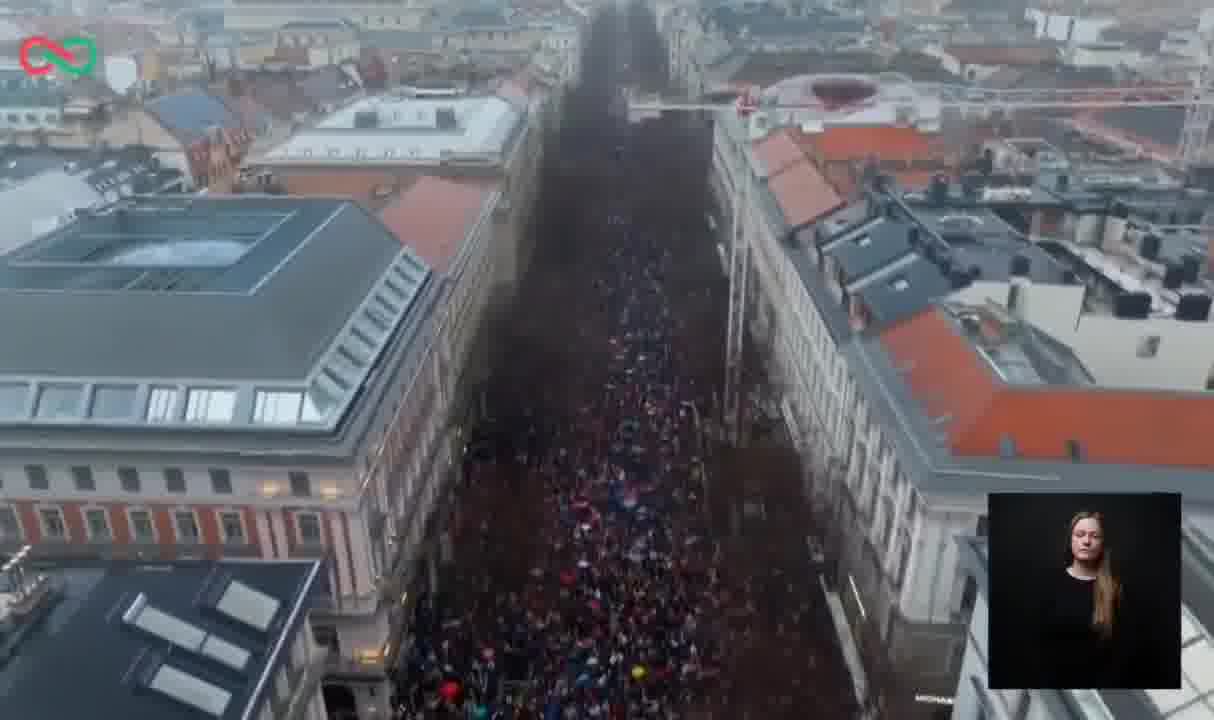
[[260, 95, 524, 165]]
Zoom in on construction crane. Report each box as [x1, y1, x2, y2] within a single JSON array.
[[627, 82, 1214, 446]]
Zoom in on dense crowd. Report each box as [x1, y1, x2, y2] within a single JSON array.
[[391, 5, 861, 719]]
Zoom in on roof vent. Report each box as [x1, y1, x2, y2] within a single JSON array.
[[1113, 291, 1152, 319], [435, 107, 458, 130], [1181, 254, 1201, 284], [1176, 293, 1212, 322], [1010, 255, 1031, 277], [353, 110, 379, 128], [1139, 234, 1161, 262], [1163, 263, 1185, 290]]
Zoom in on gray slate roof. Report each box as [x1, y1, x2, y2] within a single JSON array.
[[0, 559, 323, 720], [146, 90, 243, 145], [0, 197, 404, 381]]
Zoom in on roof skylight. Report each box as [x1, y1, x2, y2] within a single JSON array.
[[123, 593, 252, 672], [253, 390, 303, 425], [148, 663, 232, 717], [184, 388, 238, 424], [0, 382, 29, 419], [215, 579, 281, 632]]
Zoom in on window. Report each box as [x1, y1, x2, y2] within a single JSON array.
[[164, 468, 186, 493], [0, 507, 21, 541], [175, 511, 200, 543], [1137, 335, 1161, 358], [129, 510, 156, 542], [210, 468, 233, 494], [85, 508, 111, 540], [296, 513, 322, 545], [119, 467, 140, 493], [40, 507, 66, 539], [220, 512, 245, 544], [71, 466, 95, 491], [289, 471, 311, 497], [977, 514, 989, 537], [26, 465, 48, 490]]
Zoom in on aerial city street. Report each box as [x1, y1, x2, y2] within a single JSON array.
[[0, 0, 1213, 719]]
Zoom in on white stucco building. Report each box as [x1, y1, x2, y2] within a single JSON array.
[[709, 96, 1214, 715]]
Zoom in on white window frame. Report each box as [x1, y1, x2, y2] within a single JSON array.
[[83, 506, 112, 541], [38, 505, 67, 541], [295, 512, 323, 545], [174, 509, 201, 544], [218, 510, 246, 544], [0, 504, 24, 542], [127, 507, 158, 543]]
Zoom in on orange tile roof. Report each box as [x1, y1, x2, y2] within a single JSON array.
[[378, 176, 496, 273], [752, 130, 845, 227], [883, 308, 1214, 469], [753, 131, 804, 176], [799, 127, 939, 164]]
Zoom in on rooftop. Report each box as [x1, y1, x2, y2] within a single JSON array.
[[0, 559, 323, 720], [378, 176, 498, 274], [882, 302, 1214, 469], [0, 196, 433, 435], [0, 146, 186, 254], [259, 91, 525, 166]]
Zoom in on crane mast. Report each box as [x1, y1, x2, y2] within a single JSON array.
[[1178, 30, 1214, 168], [627, 84, 1214, 446]]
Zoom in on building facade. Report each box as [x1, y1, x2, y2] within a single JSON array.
[[710, 102, 1214, 714], [0, 196, 461, 720], [0, 555, 330, 720]]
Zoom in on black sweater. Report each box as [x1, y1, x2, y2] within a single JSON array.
[[1037, 569, 1132, 688]]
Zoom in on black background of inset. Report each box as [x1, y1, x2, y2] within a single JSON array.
[[987, 492, 1182, 690]]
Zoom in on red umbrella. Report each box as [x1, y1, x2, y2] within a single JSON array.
[[439, 680, 461, 703], [560, 570, 577, 586]]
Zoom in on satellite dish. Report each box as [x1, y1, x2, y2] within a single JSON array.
[[104, 56, 139, 95]]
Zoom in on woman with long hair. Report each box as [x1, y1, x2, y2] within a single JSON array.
[[1037, 511, 1131, 687]]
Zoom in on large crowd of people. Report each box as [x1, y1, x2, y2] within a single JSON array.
[[391, 6, 860, 719]]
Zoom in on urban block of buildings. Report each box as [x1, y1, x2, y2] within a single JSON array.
[[0, 555, 329, 720]]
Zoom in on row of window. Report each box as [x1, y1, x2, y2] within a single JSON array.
[[0, 505, 325, 546], [4, 465, 313, 497], [0, 112, 59, 125]]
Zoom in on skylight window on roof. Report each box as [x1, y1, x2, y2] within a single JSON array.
[[216, 579, 282, 631], [854, 234, 872, 247], [185, 388, 238, 424], [0, 382, 29, 420], [322, 367, 352, 391], [90, 385, 137, 420], [891, 277, 910, 291], [373, 292, 400, 316], [148, 663, 232, 717], [337, 344, 369, 369], [300, 383, 336, 424], [199, 633, 252, 671], [253, 390, 303, 425], [364, 306, 392, 333], [146, 386, 179, 423], [34, 384, 82, 419], [348, 327, 378, 355], [125, 597, 208, 648]]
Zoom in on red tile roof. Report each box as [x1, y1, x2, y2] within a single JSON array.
[[753, 131, 804, 176], [753, 129, 845, 228], [378, 176, 496, 273], [798, 127, 940, 163], [882, 308, 1214, 469]]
